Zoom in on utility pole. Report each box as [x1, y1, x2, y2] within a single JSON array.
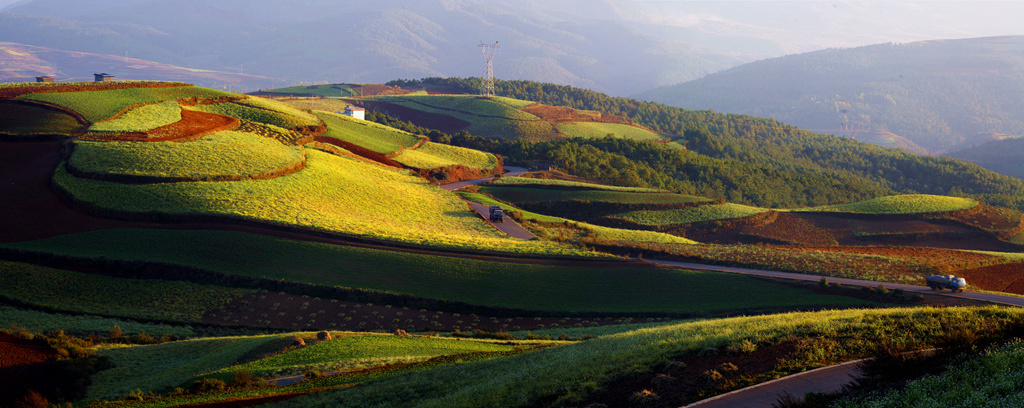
[[478, 41, 499, 97]]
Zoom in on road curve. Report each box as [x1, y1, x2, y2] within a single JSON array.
[[682, 359, 864, 408], [441, 166, 528, 191], [646, 259, 1024, 308], [466, 200, 536, 240]]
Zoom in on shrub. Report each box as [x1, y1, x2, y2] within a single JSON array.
[[316, 331, 332, 341], [304, 370, 323, 381], [729, 339, 758, 354], [109, 325, 122, 339], [718, 362, 739, 372], [192, 378, 226, 393], [15, 390, 48, 408], [394, 329, 410, 337], [291, 337, 306, 347], [629, 389, 660, 404], [229, 371, 258, 388], [650, 374, 677, 389], [701, 369, 723, 382]]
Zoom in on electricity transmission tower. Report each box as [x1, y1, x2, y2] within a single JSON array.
[[478, 41, 499, 97]]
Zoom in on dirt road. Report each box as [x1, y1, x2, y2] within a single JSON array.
[[441, 166, 528, 191], [682, 359, 864, 408]]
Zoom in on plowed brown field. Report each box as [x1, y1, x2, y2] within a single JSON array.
[[957, 262, 1024, 294], [0, 333, 59, 404], [80, 109, 240, 142]]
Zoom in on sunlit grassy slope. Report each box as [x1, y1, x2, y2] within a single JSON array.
[[55, 149, 582, 255]]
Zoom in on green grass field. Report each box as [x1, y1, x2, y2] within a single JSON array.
[[612, 203, 769, 226], [0, 102, 84, 136], [0, 261, 247, 322], [486, 176, 667, 193], [233, 97, 321, 125], [555, 122, 665, 141], [275, 307, 1024, 408], [55, 150, 580, 254], [0, 305, 195, 337], [69, 131, 305, 181], [88, 333, 298, 400], [481, 186, 711, 205], [795, 194, 979, 214], [372, 95, 555, 139], [393, 142, 499, 170], [214, 334, 520, 378], [19, 86, 235, 123], [315, 111, 421, 154], [187, 101, 318, 130], [259, 84, 360, 97], [88, 101, 182, 133], [1, 229, 863, 314]]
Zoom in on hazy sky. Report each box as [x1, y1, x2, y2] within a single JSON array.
[[625, 1, 1024, 51]]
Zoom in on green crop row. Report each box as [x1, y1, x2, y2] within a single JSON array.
[[0, 261, 247, 322], [555, 122, 665, 141], [795, 194, 979, 214], [88, 101, 182, 133], [69, 131, 305, 181], [259, 84, 360, 97], [214, 334, 518, 378], [611, 203, 769, 226], [0, 305, 195, 337], [393, 142, 499, 170], [372, 95, 546, 138], [486, 176, 668, 193], [19, 86, 235, 123], [276, 307, 1024, 408], [54, 150, 585, 255], [1, 228, 858, 314], [381, 95, 539, 120], [0, 102, 84, 137], [481, 186, 711, 205], [316, 111, 421, 154]]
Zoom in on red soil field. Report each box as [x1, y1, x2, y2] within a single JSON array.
[[521, 102, 635, 126], [957, 262, 1024, 294], [0, 333, 60, 404], [81, 108, 241, 143]]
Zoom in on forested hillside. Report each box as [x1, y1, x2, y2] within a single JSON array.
[[636, 36, 1024, 154], [387, 77, 1024, 210]]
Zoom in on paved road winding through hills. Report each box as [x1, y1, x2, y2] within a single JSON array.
[[646, 259, 1024, 407], [442, 167, 536, 240]]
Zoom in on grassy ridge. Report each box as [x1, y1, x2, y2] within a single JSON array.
[[555, 122, 664, 141], [1, 229, 862, 314], [19, 86, 235, 123], [0, 102, 84, 136], [481, 186, 711, 205], [214, 335, 519, 378], [69, 131, 305, 181], [55, 150, 579, 255], [457, 191, 700, 245], [89, 333, 297, 400], [277, 307, 1024, 408], [187, 102, 317, 130], [374, 95, 552, 138], [795, 194, 979, 214], [89, 101, 182, 133], [233, 97, 320, 125], [315, 111, 421, 154], [394, 142, 499, 170], [258, 84, 360, 97], [0, 261, 247, 322], [487, 176, 668, 192], [612, 203, 769, 226]]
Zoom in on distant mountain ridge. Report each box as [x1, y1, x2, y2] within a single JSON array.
[[0, 41, 277, 89], [0, 0, 764, 96], [637, 36, 1024, 155]]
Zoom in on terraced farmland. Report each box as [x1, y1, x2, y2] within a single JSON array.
[[69, 131, 306, 182], [187, 100, 320, 130], [19, 85, 235, 123], [55, 149, 581, 255], [315, 111, 421, 154], [795, 194, 979, 214], [482, 186, 710, 205], [612, 203, 770, 226], [371, 94, 557, 139], [487, 176, 668, 192], [555, 121, 665, 141], [88, 101, 182, 133], [393, 141, 499, 170], [0, 101, 84, 137]]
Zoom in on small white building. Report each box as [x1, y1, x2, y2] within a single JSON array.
[[341, 105, 365, 120]]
